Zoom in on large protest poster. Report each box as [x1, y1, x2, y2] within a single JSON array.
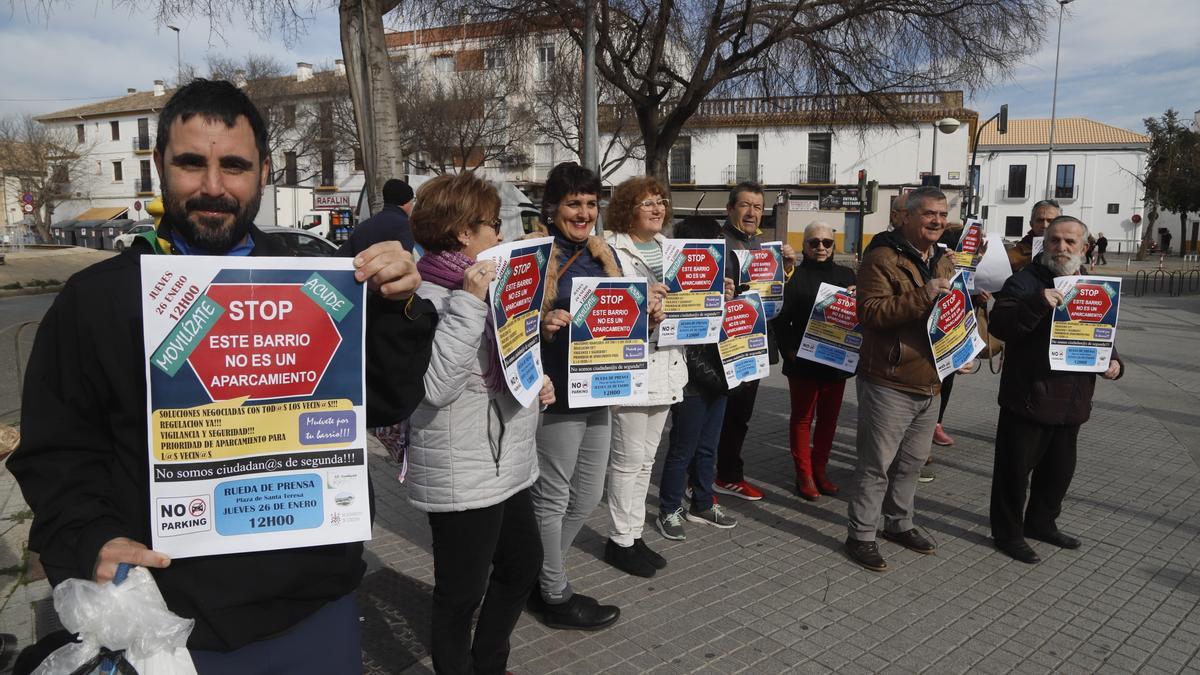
[[658, 239, 725, 346], [718, 291, 771, 389], [140, 256, 369, 558], [952, 219, 986, 290], [1050, 275, 1121, 372], [926, 271, 986, 380], [567, 276, 650, 407], [797, 283, 862, 373], [478, 236, 553, 407], [735, 242, 785, 320]]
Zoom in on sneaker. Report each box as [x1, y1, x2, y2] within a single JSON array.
[[844, 537, 887, 572], [880, 528, 936, 554], [656, 507, 686, 541], [633, 538, 667, 569], [918, 464, 936, 483], [685, 503, 737, 529], [605, 539, 656, 577], [713, 479, 764, 501], [932, 423, 955, 446]]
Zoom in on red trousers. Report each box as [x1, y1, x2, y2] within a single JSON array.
[[786, 376, 847, 480]]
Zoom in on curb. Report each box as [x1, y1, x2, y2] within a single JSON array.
[[0, 286, 63, 300]]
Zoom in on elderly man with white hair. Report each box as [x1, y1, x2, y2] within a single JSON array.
[[776, 221, 857, 500], [988, 215, 1124, 564]]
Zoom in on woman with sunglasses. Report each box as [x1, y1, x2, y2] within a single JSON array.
[[406, 173, 554, 673], [776, 221, 857, 500]]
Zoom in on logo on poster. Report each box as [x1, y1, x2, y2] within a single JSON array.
[[723, 299, 760, 337], [1066, 284, 1112, 322], [157, 495, 212, 537], [745, 249, 779, 280], [823, 293, 859, 330], [584, 289, 640, 338], [676, 250, 719, 291], [500, 253, 542, 318], [935, 290, 967, 334]]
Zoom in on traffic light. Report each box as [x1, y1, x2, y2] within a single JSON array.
[[866, 180, 879, 214], [998, 104, 1009, 135]]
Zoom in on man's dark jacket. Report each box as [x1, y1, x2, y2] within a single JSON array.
[[8, 224, 434, 651], [340, 204, 414, 255], [990, 256, 1122, 426]]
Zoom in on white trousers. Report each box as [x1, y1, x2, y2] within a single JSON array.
[[606, 405, 671, 547]]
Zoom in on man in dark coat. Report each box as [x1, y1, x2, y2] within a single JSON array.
[[341, 178, 415, 254], [989, 215, 1123, 564]]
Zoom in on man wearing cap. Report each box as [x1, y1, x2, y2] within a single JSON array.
[[342, 178, 416, 254]]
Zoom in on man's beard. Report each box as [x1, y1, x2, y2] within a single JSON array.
[[161, 175, 262, 253], [1045, 251, 1084, 276]]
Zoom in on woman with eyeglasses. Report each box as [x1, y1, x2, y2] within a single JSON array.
[[776, 221, 857, 500], [598, 176, 686, 578], [406, 172, 554, 673]]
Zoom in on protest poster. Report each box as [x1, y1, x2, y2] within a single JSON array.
[[1031, 236, 1044, 259], [478, 236, 553, 407], [1049, 275, 1121, 372], [797, 283, 862, 373], [926, 270, 986, 380], [734, 242, 785, 319], [972, 233, 1014, 293], [952, 219, 986, 290], [567, 276, 650, 407], [718, 291, 771, 388], [658, 238, 726, 346], [140, 256, 369, 558]]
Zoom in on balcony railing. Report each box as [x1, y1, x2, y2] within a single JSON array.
[[135, 178, 154, 195], [791, 163, 836, 184], [669, 164, 695, 185], [694, 91, 964, 118], [131, 136, 152, 153], [1054, 184, 1078, 201], [723, 164, 762, 185], [999, 185, 1030, 202]]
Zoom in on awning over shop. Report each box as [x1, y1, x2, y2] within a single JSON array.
[[667, 188, 784, 217], [73, 206, 129, 221]]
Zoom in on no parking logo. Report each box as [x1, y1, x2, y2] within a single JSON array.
[[157, 495, 213, 537]]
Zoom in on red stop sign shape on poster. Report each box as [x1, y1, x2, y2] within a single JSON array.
[[961, 226, 982, 254], [935, 290, 967, 334], [823, 293, 859, 330], [585, 289, 640, 338], [677, 250, 719, 291], [189, 284, 341, 401], [500, 253, 541, 318], [1066, 284, 1112, 322], [724, 299, 759, 337], [746, 250, 779, 281]]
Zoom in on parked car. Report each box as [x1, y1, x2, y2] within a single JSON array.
[[259, 227, 339, 257], [112, 220, 156, 250]]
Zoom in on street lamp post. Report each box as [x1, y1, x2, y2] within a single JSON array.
[[1045, 0, 1073, 199], [967, 104, 1008, 218], [167, 25, 181, 85], [929, 117, 961, 182]]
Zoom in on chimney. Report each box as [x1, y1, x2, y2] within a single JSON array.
[[233, 69, 247, 88], [127, 88, 137, 94], [296, 62, 313, 82], [153, 80, 166, 97], [335, 59, 346, 76]]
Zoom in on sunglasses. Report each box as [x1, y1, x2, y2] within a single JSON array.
[[806, 238, 835, 249], [478, 217, 502, 233]]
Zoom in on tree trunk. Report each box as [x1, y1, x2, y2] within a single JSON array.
[[339, 0, 404, 216], [1182, 211, 1189, 257]]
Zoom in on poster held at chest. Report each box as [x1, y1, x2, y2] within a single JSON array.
[[926, 271, 986, 380], [797, 283, 862, 373], [568, 276, 650, 407], [952, 219, 986, 290], [1049, 275, 1121, 372], [718, 291, 771, 388], [141, 256, 370, 558], [658, 239, 725, 346], [734, 242, 785, 320], [478, 236, 553, 407]]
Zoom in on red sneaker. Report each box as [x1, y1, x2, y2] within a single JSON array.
[[932, 423, 955, 447], [713, 479, 764, 501]]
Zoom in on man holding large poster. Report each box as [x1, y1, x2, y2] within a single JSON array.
[[9, 80, 426, 670], [988, 216, 1123, 565]]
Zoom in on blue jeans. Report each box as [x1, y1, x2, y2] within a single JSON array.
[[659, 394, 727, 514]]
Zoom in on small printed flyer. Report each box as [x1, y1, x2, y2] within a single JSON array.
[[658, 238, 726, 346], [718, 291, 771, 389], [140, 256, 369, 559], [952, 219, 986, 290], [797, 283, 862, 373], [478, 236, 553, 407], [1049, 275, 1121, 372], [926, 271, 986, 380], [735, 242, 785, 320], [1031, 236, 1044, 259], [567, 276, 650, 407]]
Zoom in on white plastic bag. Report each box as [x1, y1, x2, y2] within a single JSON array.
[[33, 566, 197, 675]]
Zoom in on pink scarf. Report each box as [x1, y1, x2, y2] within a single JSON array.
[[418, 251, 507, 395]]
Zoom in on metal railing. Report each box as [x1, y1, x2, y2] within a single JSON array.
[[669, 164, 695, 185], [1054, 184, 1078, 200], [131, 136, 152, 152], [693, 91, 963, 118], [135, 178, 154, 194], [791, 163, 836, 184], [723, 164, 762, 184], [998, 185, 1031, 201]]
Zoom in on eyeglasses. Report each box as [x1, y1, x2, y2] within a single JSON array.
[[806, 238, 835, 249], [638, 198, 670, 209], [735, 201, 764, 213], [478, 217, 502, 233]]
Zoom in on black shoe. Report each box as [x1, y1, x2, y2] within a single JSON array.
[[1025, 529, 1081, 549], [633, 538, 667, 569], [995, 538, 1041, 564], [605, 539, 656, 578], [540, 593, 620, 631], [844, 538, 887, 572], [880, 528, 936, 554]]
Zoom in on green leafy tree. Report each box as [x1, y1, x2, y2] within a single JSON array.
[[1143, 110, 1200, 257]]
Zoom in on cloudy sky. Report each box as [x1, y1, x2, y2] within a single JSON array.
[[1, 0, 1197, 133]]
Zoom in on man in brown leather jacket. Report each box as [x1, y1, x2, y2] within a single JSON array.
[[844, 186, 955, 572]]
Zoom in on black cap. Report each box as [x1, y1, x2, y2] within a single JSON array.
[[383, 179, 414, 206]]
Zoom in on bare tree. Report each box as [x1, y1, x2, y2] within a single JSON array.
[[0, 114, 94, 242]]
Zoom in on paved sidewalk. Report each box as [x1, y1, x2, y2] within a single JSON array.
[[2, 292, 1198, 673]]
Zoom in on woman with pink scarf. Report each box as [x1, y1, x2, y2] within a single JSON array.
[[405, 172, 554, 674]]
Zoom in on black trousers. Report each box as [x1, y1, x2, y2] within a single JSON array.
[[427, 489, 542, 675], [716, 379, 760, 483], [989, 409, 1080, 543]]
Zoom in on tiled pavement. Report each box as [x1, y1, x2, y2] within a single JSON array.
[[3, 292, 1200, 673]]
